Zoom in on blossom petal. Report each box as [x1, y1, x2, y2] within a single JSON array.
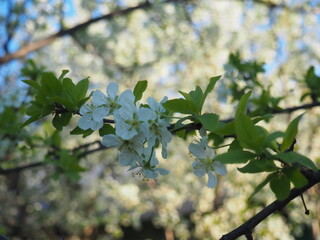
[[144, 169, 158, 179], [189, 143, 206, 159], [102, 134, 121, 148], [213, 161, 227, 176], [119, 90, 135, 106], [119, 150, 137, 166], [161, 145, 168, 159], [192, 161, 206, 177], [92, 90, 107, 106], [150, 155, 159, 167], [78, 115, 91, 130], [106, 82, 119, 99], [79, 102, 93, 115], [92, 106, 109, 121], [115, 120, 137, 140], [155, 167, 170, 175], [138, 107, 156, 122], [207, 171, 217, 188], [90, 120, 103, 130]]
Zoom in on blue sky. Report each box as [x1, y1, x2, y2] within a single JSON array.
[[1, 0, 320, 85]]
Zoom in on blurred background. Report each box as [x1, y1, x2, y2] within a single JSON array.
[[0, 0, 320, 239]]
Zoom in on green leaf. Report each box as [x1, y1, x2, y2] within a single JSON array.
[[175, 129, 186, 138], [283, 167, 308, 188], [235, 113, 262, 152], [52, 113, 72, 131], [58, 70, 69, 81], [270, 173, 291, 200], [249, 172, 278, 200], [75, 78, 89, 101], [99, 124, 115, 136], [228, 139, 242, 151], [196, 113, 219, 131], [238, 158, 278, 173], [215, 121, 235, 135], [20, 115, 42, 128], [200, 76, 221, 108], [70, 126, 94, 138], [189, 86, 204, 113], [162, 98, 197, 114], [264, 131, 284, 151], [133, 80, 148, 103], [40, 72, 63, 96], [276, 152, 318, 170], [280, 114, 304, 152], [70, 126, 84, 135], [22, 79, 40, 90], [52, 96, 76, 111], [26, 101, 42, 116], [235, 91, 252, 118], [215, 150, 256, 164]]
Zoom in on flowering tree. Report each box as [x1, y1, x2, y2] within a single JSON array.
[[1, 1, 320, 239], [0, 57, 318, 239]]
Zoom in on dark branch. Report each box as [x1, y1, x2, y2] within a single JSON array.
[[0, 0, 181, 65], [220, 170, 320, 240], [0, 162, 45, 174], [1, 100, 320, 175]]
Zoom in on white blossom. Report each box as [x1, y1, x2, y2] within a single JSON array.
[[144, 97, 172, 158], [114, 98, 155, 140], [102, 133, 145, 166], [189, 131, 227, 188], [92, 82, 120, 122], [78, 102, 103, 130], [132, 147, 170, 179]]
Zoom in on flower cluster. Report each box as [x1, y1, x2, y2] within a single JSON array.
[[189, 129, 227, 188], [78, 82, 172, 178]]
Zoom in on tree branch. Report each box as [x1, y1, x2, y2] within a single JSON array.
[[0, 0, 184, 65], [1, 100, 319, 175], [220, 170, 320, 240], [0, 161, 45, 174]]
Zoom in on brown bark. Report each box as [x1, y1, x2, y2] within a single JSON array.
[[0, 1, 176, 65]]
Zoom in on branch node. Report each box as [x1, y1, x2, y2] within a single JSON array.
[[245, 229, 253, 240]]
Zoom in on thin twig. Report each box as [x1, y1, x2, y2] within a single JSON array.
[[220, 170, 320, 240]]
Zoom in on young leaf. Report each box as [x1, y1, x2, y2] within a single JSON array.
[[22, 79, 41, 90], [264, 131, 284, 152], [238, 158, 278, 173], [249, 172, 278, 200], [235, 113, 262, 152], [283, 167, 308, 188], [269, 173, 291, 200], [162, 98, 197, 114], [52, 113, 72, 131], [215, 150, 256, 164], [235, 91, 252, 118], [133, 80, 148, 103], [75, 78, 89, 101], [58, 70, 69, 81], [99, 124, 115, 136], [276, 152, 318, 170], [21, 115, 42, 128], [52, 96, 76, 111], [70, 126, 94, 138], [215, 121, 235, 136], [40, 72, 63, 96], [189, 86, 204, 113], [280, 114, 304, 152], [200, 76, 221, 108], [196, 113, 219, 131]]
